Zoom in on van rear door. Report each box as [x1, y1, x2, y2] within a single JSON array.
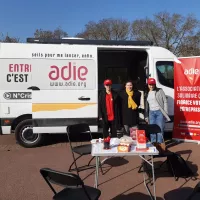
[[31, 45, 98, 133]]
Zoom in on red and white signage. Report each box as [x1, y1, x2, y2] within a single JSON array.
[[173, 57, 200, 142], [31, 59, 96, 90], [136, 130, 147, 149]]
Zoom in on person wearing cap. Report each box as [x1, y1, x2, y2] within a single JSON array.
[[145, 78, 171, 152], [98, 79, 121, 138], [119, 80, 141, 136]]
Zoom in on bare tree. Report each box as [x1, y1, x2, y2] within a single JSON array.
[[131, 12, 200, 56], [34, 27, 68, 39], [0, 33, 19, 43], [76, 18, 130, 40], [179, 32, 200, 56]]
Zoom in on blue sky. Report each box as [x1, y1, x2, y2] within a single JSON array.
[[0, 0, 200, 42]]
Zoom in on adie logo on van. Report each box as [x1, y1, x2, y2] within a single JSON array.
[[184, 68, 200, 84], [48, 62, 88, 81], [184, 68, 200, 75]]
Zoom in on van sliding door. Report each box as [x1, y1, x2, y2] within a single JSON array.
[[31, 45, 98, 133]]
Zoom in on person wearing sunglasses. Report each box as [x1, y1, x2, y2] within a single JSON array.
[[98, 79, 121, 138]]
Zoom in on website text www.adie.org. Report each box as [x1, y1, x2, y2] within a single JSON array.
[[180, 120, 200, 125], [50, 81, 87, 88]]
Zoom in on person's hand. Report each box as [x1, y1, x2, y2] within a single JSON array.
[[99, 118, 102, 120], [145, 118, 149, 124]]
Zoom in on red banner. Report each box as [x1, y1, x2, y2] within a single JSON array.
[[173, 57, 200, 142]]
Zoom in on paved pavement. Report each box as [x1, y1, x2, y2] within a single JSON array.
[[0, 134, 200, 200]]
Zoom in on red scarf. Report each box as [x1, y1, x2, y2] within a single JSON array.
[[106, 93, 114, 121]]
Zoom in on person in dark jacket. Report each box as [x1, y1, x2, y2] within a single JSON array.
[[120, 80, 141, 136], [98, 79, 121, 138]]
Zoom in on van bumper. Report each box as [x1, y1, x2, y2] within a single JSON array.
[[0, 118, 13, 134]]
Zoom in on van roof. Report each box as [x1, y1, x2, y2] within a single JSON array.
[[0, 41, 177, 60], [26, 38, 153, 46]]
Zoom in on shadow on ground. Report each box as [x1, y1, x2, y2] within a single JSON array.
[[41, 132, 103, 146], [112, 192, 164, 200], [164, 186, 200, 200], [141, 159, 199, 182]]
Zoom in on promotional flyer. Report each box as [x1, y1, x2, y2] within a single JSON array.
[[173, 57, 200, 142]]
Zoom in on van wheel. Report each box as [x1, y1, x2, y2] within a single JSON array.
[[15, 119, 44, 148]]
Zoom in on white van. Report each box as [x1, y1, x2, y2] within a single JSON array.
[[0, 38, 177, 147]]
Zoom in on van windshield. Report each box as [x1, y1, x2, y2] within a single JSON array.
[[156, 61, 174, 89]]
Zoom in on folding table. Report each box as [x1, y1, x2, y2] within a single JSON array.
[[91, 138, 159, 200]]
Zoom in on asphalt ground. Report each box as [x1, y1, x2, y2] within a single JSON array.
[[0, 133, 200, 200]]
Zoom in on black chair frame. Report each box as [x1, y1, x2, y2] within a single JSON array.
[[137, 124, 175, 180], [66, 123, 103, 176], [40, 168, 101, 200]]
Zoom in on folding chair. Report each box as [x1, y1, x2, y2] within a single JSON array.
[[164, 181, 200, 200], [66, 123, 103, 176], [40, 168, 101, 200], [137, 124, 172, 173], [185, 181, 200, 200]]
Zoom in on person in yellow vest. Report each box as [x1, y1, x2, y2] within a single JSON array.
[[119, 80, 141, 136]]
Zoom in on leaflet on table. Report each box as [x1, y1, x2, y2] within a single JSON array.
[[132, 145, 156, 153], [136, 130, 147, 149], [92, 143, 118, 154], [101, 147, 118, 153], [110, 138, 120, 147]]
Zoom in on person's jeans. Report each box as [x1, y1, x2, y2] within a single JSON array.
[[149, 110, 165, 143]]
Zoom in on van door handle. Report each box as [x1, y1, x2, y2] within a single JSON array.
[[27, 86, 40, 90], [78, 96, 90, 101]]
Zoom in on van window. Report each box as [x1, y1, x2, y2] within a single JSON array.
[[156, 61, 174, 88]]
